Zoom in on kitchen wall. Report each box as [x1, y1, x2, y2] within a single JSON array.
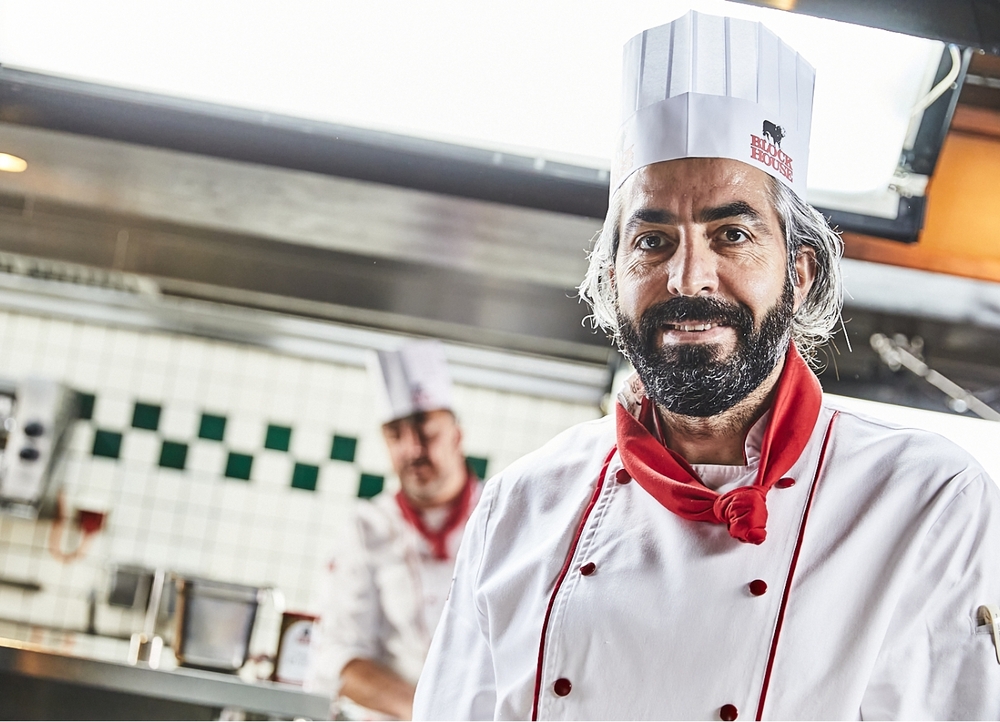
[[0, 306, 602, 641]]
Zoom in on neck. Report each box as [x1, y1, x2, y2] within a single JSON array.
[[656, 358, 785, 465]]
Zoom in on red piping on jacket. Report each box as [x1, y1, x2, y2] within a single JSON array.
[[755, 412, 839, 720], [530, 446, 616, 721]]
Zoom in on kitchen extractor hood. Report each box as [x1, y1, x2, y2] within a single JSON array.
[[0, 0, 968, 241]]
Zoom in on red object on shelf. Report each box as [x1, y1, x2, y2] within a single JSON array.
[[76, 509, 106, 535]]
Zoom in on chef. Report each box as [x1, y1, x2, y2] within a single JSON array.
[[306, 340, 481, 720], [414, 11, 1000, 721]]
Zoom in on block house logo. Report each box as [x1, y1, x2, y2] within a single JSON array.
[[750, 120, 793, 183]]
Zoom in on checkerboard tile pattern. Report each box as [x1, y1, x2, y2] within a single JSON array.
[[88, 399, 373, 494], [0, 308, 601, 638]]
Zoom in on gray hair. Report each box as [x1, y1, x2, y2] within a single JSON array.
[[578, 175, 844, 363]]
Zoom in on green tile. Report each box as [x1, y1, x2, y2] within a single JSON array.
[[358, 473, 384, 499], [198, 413, 227, 442], [159, 441, 188, 470], [330, 435, 357, 463], [264, 424, 292, 452], [92, 430, 123, 459], [466, 456, 489, 480], [131, 402, 161, 431], [76, 392, 95, 421], [225, 452, 253, 481], [291, 463, 319, 491]]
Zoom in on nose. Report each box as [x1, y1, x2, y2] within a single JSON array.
[[397, 423, 427, 459], [665, 236, 718, 297]]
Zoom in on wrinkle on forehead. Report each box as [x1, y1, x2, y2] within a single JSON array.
[[616, 159, 784, 253]]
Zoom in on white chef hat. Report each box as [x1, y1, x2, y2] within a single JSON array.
[[369, 340, 454, 425], [613, 10, 815, 198]]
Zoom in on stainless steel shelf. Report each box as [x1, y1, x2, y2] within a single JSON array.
[[0, 637, 330, 720]]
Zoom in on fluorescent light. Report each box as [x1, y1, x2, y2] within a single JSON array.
[[0, 0, 943, 210], [0, 153, 27, 173]]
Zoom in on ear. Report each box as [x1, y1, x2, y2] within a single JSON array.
[[792, 246, 816, 313]]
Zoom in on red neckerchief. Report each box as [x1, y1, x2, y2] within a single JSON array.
[[395, 472, 476, 560], [616, 343, 822, 545]]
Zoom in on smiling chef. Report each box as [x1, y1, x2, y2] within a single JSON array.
[[412, 10, 1000, 721]]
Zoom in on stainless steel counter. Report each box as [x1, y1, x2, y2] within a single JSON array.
[[0, 629, 330, 720]]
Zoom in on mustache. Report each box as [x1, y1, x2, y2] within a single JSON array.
[[635, 296, 754, 345]]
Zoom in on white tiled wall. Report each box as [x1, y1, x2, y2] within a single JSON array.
[[0, 308, 601, 639]]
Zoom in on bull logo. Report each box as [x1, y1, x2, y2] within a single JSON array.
[[762, 120, 785, 149]]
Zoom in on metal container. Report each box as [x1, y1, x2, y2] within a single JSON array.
[[173, 576, 264, 672]]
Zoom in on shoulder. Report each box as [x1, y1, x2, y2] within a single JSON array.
[[824, 398, 984, 466], [477, 415, 616, 525], [348, 492, 406, 547], [821, 397, 998, 508], [494, 415, 615, 487]]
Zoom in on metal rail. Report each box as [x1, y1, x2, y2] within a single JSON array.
[[870, 333, 1000, 421]]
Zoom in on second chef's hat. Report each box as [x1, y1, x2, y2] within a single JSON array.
[[613, 10, 816, 199], [369, 340, 454, 425]]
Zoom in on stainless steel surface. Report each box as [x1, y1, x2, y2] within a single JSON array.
[[0, 120, 610, 360], [0, 376, 77, 518], [0, 269, 609, 404], [107, 563, 154, 610], [174, 577, 261, 672], [0, 121, 597, 290], [0, 636, 330, 719], [0, 68, 611, 220]]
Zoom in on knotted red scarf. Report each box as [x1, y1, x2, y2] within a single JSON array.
[[395, 472, 476, 560], [616, 343, 822, 544]]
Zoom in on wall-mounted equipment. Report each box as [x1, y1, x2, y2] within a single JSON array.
[[0, 377, 78, 518]]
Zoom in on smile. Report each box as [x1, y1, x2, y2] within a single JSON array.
[[663, 323, 722, 332]]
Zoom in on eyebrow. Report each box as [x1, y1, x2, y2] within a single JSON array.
[[698, 201, 763, 224], [622, 208, 678, 234]]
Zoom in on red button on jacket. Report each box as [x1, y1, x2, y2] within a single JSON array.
[[553, 678, 572, 696], [580, 562, 597, 576], [720, 703, 738, 720], [615, 469, 631, 484], [749, 579, 768, 596]]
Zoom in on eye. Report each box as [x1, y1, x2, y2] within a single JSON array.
[[636, 234, 665, 250], [719, 227, 751, 244]]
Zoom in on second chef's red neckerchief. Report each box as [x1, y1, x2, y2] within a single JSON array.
[[616, 342, 822, 544], [395, 471, 476, 560]]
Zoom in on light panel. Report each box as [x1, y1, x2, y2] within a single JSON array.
[[0, 0, 944, 209]]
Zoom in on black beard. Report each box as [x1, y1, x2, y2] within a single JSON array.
[[616, 282, 794, 417]]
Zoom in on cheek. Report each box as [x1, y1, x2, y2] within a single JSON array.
[[719, 252, 788, 314], [614, 258, 657, 317]]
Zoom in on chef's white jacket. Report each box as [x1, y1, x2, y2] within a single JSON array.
[[306, 485, 481, 717], [414, 399, 1000, 720]]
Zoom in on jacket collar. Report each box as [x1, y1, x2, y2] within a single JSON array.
[[616, 342, 822, 544]]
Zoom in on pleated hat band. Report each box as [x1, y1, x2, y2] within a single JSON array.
[[612, 11, 815, 199], [369, 339, 454, 425]]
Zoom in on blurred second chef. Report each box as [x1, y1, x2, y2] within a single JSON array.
[[305, 340, 481, 719]]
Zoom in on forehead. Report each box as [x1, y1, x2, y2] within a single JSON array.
[[383, 408, 453, 433], [619, 158, 779, 226]]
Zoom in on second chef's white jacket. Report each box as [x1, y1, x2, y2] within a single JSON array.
[[414, 399, 1000, 720], [307, 481, 481, 718]]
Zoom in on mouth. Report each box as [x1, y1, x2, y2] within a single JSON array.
[[658, 322, 734, 347], [662, 322, 721, 332]]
